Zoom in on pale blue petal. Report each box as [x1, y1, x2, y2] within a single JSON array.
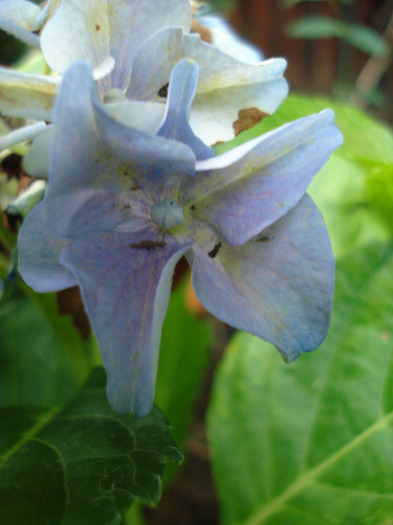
[[184, 110, 343, 246], [155, 58, 214, 160], [17, 63, 117, 293], [188, 195, 334, 361], [93, 94, 196, 183], [127, 27, 288, 143], [60, 230, 193, 416], [41, 0, 191, 92], [18, 199, 77, 292], [50, 62, 195, 196], [46, 62, 104, 195]]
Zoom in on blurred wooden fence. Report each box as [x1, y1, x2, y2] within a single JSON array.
[[227, 0, 393, 123]]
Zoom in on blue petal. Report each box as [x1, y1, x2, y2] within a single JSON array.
[[155, 58, 214, 161], [188, 195, 335, 360], [93, 92, 196, 183], [184, 110, 343, 246], [18, 200, 77, 292], [60, 229, 193, 416], [50, 62, 195, 193]]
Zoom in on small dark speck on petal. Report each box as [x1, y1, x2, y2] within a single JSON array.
[[158, 83, 169, 98], [190, 205, 196, 210], [208, 242, 222, 258], [96, 24, 100, 31]]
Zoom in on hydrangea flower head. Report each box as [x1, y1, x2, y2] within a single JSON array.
[[1, 0, 288, 147], [18, 60, 343, 416]]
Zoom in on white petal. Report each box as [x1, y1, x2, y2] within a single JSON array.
[[22, 125, 53, 178], [0, 67, 57, 120], [128, 28, 288, 144], [0, 0, 41, 30], [104, 100, 165, 133]]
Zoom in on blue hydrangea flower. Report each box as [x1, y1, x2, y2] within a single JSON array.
[[18, 60, 343, 416]]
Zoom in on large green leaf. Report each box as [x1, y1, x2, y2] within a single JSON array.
[[0, 290, 79, 406], [363, 163, 393, 235], [0, 368, 183, 525], [207, 243, 393, 524], [308, 155, 389, 258]]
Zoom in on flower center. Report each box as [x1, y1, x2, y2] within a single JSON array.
[[150, 198, 184, 230]]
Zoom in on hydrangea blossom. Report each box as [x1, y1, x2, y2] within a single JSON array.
[[18, 59, 343, 417], [0, 0, 287, 148]]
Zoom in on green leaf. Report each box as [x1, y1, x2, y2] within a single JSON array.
[[0, 290, 79, 406], [282, 0, 354, 6], [207, 243, 393, 524], [286, 17, 390, 57], [308, 155, 389, 258], [286, 17, 344, 39], [345, 24, 391, 58], [364, 164, 393, 235], [0, 368, 183, 525], [19, 284, 95, 384]]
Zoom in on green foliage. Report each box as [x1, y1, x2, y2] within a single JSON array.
[[365, 164, 393, 235], [281, 0, 353, 7], [209, 0, 238, 12], [0, 290, 78, 406], [0, 284, 186, 523], [285, 17, 390, 58], [207, 243, 393, 524], [0, 368, 183, 525]]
